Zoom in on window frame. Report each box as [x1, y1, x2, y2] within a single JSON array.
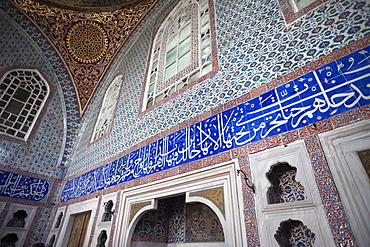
[[0, 66, 53, 145], [139, 0, 219, 115], [278, 0, 327, 24], [89, 74, 123, 145]]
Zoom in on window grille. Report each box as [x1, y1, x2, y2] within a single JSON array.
[[0, 69, 50, 142]]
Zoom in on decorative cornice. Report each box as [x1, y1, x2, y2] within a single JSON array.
[[34, 0, 150, 12]]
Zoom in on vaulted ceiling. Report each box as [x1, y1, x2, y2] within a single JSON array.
[[12, 0, 158, 116]]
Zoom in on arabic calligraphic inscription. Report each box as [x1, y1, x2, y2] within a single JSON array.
[[61, 46, 370, 202], [0, 170, 50, 202]]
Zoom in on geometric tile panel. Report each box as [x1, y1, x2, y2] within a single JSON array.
[[60, 46, 370, 202], [68, 0, 370, 177]]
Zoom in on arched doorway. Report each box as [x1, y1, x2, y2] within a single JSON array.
[[131, 195, 224, 246], [116, 161, 247, 246]]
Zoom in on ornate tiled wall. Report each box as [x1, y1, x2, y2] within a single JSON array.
[[67, 0, 179, 176], [0, 2, 80, 246], [0, 0, 369, 246], [68, 0, 369, 177], [0, 0, 82, 176], [27, 207, 53, 246], [0, 6, 65, 178], [60, 45, 370, 201]]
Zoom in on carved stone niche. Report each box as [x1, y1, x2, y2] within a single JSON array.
[[7, 210, 28, 228], [96, 230, 107, 247], [102, 200, 114, 222], [0, 233, 18, 246], [54, 212, 63, 228], [249, 140, 335, 246], [266, 162, 306, 205], [274, 219, 315, 247]]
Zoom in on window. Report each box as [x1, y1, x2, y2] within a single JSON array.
[[0, 68, 50, 143], [90, 75, 123, 143], [278, 0, 326, 24], [290, 0, 316, 12], [143, 0, 215, 111]]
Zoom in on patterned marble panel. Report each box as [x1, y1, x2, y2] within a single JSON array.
[[61, 46, 370, 202]]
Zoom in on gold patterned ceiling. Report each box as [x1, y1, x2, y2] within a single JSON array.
[[34, 0, 152, 12], [12, 0, 157, 116]]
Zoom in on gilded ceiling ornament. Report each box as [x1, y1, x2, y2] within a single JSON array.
[[12, 0, 157, 116], [66, 21, 108, 63]]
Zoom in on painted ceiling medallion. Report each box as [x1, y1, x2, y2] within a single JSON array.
[[13, 0, 157, 116], [66, 21, 108, 64]]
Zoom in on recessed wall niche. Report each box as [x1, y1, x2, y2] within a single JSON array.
[[249, 140, 335, 246]]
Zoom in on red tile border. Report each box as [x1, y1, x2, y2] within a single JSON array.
[[304, 135, 355, 245], [88, 196, 102, 246]]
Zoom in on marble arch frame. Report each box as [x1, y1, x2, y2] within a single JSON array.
[[115, 160, 247, 247]]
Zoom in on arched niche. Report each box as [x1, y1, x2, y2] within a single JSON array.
[[116, 161, 246, 247], [130, 195, 225, 245]]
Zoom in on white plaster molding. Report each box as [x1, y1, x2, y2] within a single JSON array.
[[319, 119, 370, 247], [55, 197, 98, 247], [115, 160, 247, 247]]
